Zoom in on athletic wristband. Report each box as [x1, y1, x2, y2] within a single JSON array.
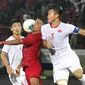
[[1, 41, 6, 44]]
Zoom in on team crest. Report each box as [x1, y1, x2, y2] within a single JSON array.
[[58, 29, 62, 32]]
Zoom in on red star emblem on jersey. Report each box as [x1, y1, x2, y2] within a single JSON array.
[[58, 29, 62, 32]]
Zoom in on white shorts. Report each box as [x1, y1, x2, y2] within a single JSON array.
[[9, 68, 28, 85], [52, 50, 82, 83]]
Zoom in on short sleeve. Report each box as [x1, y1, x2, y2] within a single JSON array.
[[2, 45, 10, 53], [66, 23, 76, 35], [41, 26, 47, 40]]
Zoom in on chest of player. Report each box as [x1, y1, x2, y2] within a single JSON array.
[[45, 28, 67, 41], [8, 45, 23, 52]]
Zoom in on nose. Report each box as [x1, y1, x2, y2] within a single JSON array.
[[16, 27, 21, 31], [17, 27, 20, 30]]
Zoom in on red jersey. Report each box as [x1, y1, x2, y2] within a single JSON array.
[[21, 32, 42, 68]]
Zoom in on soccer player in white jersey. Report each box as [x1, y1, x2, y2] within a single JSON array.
[[1, 19, 28, 85], [41, 7, 85, 85]]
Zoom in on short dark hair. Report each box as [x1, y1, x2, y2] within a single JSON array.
[[37, 16, 45, 22], [48, 4, 63, 15], [10, 19, 21, 27]]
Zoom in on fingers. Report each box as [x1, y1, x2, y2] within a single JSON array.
[[16, 69, 20, 76], [7, 66, 14, 74]]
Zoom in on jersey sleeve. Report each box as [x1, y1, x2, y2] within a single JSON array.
[[66, 23, 79, 35], [2, 45, 10, 53], [41, 26, 47, 40], [22, 35, 36, 45], [2, 38, 11, 53]]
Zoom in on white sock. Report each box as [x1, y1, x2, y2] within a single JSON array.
[[79, 74, 85, 85]]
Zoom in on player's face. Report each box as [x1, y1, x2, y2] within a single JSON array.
[[11, 22, 22, 35], [32, 19, 43, 32], [47, 9, 59, 23]]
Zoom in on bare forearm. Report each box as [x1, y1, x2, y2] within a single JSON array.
[[78, 29, 85, 36], [1, 52, 9, 68], [0, 39, 23, 45]]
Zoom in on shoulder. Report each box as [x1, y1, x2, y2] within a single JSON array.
[[6, 36, 14, 41], [41, 24, 50, 31], [61, 22, 75, 28], [65, 23, 75, 28], [42, 24, 50, 28], [60, 22, 69, 26]]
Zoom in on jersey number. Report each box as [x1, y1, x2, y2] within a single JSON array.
[[50, 33, 54, 40]]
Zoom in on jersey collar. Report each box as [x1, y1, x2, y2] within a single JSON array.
[[50, 22, 61, 28]]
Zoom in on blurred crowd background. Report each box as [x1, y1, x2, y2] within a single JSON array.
[[0, 0, 85, 49]]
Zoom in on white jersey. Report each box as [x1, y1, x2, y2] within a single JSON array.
[[2, 36, 28, 85], [2, 36, 23, 70], [41, 22, 79, 66]]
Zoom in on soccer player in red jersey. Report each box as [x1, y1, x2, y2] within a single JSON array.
[[0, 18, 44, 85]]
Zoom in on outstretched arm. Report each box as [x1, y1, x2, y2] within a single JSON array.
[[0, 39, 23, 45], [0, 35, 36, 45], [78, 29, 85, 36]]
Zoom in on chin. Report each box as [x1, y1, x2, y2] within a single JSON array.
[[48, 20, 51, 23], [14, 33, 20, 35]]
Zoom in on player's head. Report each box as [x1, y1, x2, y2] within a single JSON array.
[[10, 19, 22, 35], [32, 17, 44, 32], [47, 5, 61, 23]]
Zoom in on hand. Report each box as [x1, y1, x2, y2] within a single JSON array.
[[0, 41, 6, 44], [15, 67, 20, 76], [46, 42, 54, 49], [7, 66, 14, 75]]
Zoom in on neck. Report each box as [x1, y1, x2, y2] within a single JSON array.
[[13, 34, 21, 39], [32, 31, 40, 34], [51, 19, 60, 28], [32, 29, 41, 34]]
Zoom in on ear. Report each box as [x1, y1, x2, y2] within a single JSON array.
[[10, 27, 13, 31]]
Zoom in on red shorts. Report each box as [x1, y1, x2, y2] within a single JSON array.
[[25, 61, 42, 85]]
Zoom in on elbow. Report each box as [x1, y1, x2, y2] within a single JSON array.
[[0, 52, 6, 60], [43, 40, 47, 48], [1, 53, 4, 60]]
